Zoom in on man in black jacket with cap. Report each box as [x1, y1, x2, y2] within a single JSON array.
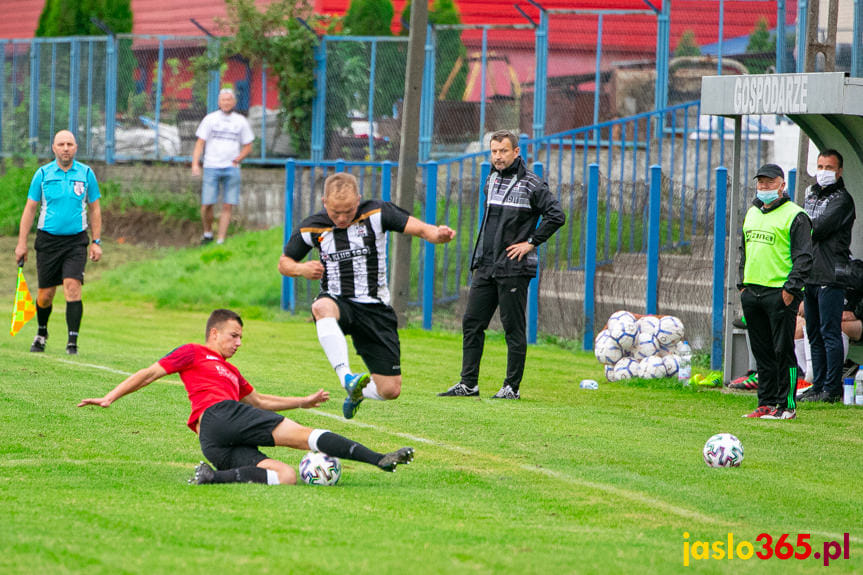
[[439, 130, 565, 399], [799, 149, 856, 403]]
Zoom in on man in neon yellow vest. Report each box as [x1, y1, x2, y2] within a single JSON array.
[[738, 164, 813, 420]]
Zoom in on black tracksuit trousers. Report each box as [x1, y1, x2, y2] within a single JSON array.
[[740, 285, 799, 410], [460, 267, 531, 390]]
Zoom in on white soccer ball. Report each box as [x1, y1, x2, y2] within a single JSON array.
[[640, 355, 668, 379], [607, 310, 638, 351], [656, 315, 685, 346], [299, 451, 342, 486], [604, 363, 618, 382], [595, 329, 624, 365], [613, 356, 640, 380], [636, 315, 661, 337], [702, 433, 744, 468], [663, 354, 680, 377], [633, 331, 660, 359]]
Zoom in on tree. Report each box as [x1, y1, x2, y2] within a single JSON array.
[[400, 0, 467, 101], [745, 17, 776, 74], [210, 0, 327, 155], [344, 0, 394, 36], [673, 30, 701, 58], [36, 0, 132, 37]]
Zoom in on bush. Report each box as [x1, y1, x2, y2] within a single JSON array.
[[0, 158, 41, 236]]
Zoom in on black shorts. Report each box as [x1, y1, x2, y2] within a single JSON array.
[[198, 400, 285, 470], [316, 294, 401, 376], [35, 230, 89, 288]]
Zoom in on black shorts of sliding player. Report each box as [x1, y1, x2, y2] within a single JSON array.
[[198, 400, 284, 470]]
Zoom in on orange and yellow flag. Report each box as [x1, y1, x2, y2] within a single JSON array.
[[10, 266, 36, 336]]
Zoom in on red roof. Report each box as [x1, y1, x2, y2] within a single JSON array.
[[1, 0, 793, 56]]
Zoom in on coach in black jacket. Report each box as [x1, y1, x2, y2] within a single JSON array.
[[439, 130, 565, 399], [800, 149, 856, 403]]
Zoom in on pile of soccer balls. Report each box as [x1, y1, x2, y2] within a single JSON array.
[[594, 310, 686, 381]]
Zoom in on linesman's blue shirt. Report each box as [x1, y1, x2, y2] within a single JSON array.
[[27, 160, 100, 235]]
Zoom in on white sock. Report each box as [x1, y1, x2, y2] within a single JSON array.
[[362, 379, 384, 400], [266, 469, 280, 485], [308, 428, 329, 452], [842, 332, 850, 360], [746, 332, 757, 371], [316, 317, 351, 383], [803, 329, 814, 382], [794, 338, 807, 375]]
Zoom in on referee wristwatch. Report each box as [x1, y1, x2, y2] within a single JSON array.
[[527, 237, 537, 246], [92, 239, 101, 245]]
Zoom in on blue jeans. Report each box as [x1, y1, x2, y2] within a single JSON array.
[[202, 166, 241, 205], [804, 284, 846, 396]]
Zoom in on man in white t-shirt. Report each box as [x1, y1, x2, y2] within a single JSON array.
[[191, 88, 254, 245]]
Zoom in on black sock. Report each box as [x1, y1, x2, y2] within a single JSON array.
[[66, 300, 82, 345], [36, 304, 52, 337], [317, 431, 383, 466], [212, 466, 268, 484]]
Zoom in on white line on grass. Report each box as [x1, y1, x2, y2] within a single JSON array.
[[50, 356, 863, 543]]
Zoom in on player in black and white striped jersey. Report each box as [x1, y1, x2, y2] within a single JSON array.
[[280, 172, 455, 419]]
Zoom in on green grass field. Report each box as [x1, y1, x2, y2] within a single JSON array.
[[2, 234, 862, 574]]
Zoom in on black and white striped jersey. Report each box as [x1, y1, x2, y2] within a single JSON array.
[[284, 199, 410, 305]]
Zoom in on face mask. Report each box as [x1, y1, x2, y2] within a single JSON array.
[[815, 169, 837, 187], [756, 189, 780, 205]]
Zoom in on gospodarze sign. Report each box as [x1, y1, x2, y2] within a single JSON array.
[[732, 74, 808, 115]]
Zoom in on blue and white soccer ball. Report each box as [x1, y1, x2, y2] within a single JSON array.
[[702, 433, 744, 468], [636, 315, 661, 337], [613, 356, 641, 380], [604, 363, 618, 382], [639, 355, 668, 379], [299, 451, 342, 486], [656, 315, 685, 346], [607, 310, 638, 351], [595, 329, 624, 365], [663, 354, 680, 377], [633, 331, 660, 359]]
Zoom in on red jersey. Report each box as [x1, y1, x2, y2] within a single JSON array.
[[158, 343, 254, 431]]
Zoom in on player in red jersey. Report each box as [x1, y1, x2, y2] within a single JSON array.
[[78, 309, 413, 485]]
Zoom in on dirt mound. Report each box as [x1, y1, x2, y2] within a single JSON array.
[[102, 208, 200, 247]]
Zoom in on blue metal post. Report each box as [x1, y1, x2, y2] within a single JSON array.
[[854, 0, 863, 76], [479, 27, 488, 143], [260, 62, 267, 159], [584, 163, 599, 351], [368, 39, 377, 160], [532, 10, 548, 140], [645, 165, 661, 314], [86, 41, 94, 157], [787, 167, 797, 203], [311, 40, 327, 162], [797, 0, 806, 72], [69, 39, 80, 135], [593, 15, 603, 128], [281, 160, 296, 312], [154, 38, 165, 159], [527, 161, 543, 344], [29, 40, 39, 154], [718, 0, 725, 74], [776, 0, 786, 74], [0, 40, 5, 153], [711, 167, 728, 370], [422, 162, 439, 330], [105, 35, 118, 164], [419, 25, 436, 162], [478, 160, 490, 230], [654, 1, 670, 111], [207, 38, 220, 113], [381, 161, 393, 202]]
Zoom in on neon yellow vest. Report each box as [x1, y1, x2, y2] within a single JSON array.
[[742, 200, 804, 288]]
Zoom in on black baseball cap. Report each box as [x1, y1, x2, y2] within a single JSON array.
[[754, 164, 784, 179]]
